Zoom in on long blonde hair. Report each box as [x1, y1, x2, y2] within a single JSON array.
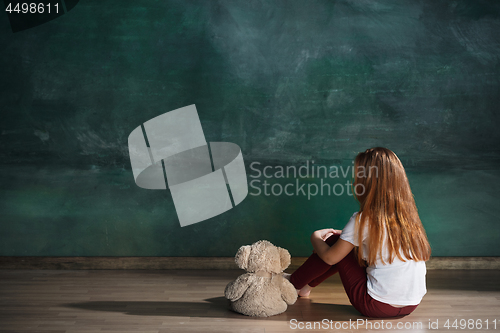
[[353, 147, 431, 266]]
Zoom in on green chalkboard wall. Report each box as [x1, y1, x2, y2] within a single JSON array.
[[1, 0, 499, 257]]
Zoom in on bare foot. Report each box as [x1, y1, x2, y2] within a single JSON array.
[[297, 284, 313, 297], [282, 273, 312, 296]]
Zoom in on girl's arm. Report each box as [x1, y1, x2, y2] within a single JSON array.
[[310, 229, 354, 266]]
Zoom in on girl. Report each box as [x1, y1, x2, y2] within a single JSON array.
[[288, 147, 431, 318]]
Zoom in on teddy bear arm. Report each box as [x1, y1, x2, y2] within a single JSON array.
[[224, 273, 252, 302], [280, 278, 298, 305]]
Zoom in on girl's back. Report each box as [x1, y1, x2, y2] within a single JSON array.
[[345, 147, 431, 306], [289, 147, 431, 318]]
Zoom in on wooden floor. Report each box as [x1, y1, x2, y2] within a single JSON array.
[[0, 269, 499, 333]]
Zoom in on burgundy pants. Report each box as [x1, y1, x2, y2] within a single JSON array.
[[290, 234, 418, 318]]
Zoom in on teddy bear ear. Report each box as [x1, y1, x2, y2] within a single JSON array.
[[235, 245, 252, 270], [278, 247, 291, 271]]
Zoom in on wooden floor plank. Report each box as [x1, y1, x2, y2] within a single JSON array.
[[0, 269, 499, 332]]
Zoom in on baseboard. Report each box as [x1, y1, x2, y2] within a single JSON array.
[[0, 256, 499, 270]]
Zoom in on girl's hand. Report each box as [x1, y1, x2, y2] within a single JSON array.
[[313, 229, 335, 241], [312, 229, 343, 241], [311, 229, 343, 253], [321, 230, 335, 241]]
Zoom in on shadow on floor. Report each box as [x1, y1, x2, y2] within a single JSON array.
[[64, 296, 366, 321]]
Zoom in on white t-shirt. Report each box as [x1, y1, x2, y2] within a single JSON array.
[[339, 212, 427, 306]]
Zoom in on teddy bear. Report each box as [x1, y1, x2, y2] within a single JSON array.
[[224, 240, 298, 317]]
